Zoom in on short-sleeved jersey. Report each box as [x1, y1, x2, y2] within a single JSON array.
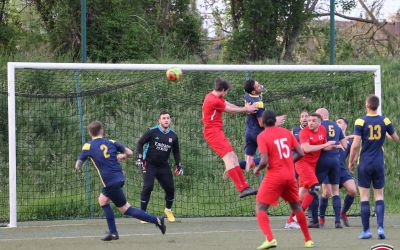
[[298, 125, 327, 166], [354, 114, 395, 162], [78, 137, 126, 187], [319, 120, 345, 157], [136, 125, 180, 166], [243, 93, 264, 132], [292, 124, 306, 142], [339, 138, 353, 169], [202, 92, 226, 130], [257, 126, 299, 180]]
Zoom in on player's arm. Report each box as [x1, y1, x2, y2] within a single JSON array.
[[172, 136, 183, 175], [224, 101, 258, 114], [384, 118, 399, 142], [301, 141, 336, 153], [254, 152, 269, 175], [75, 160, 84, 172], [387, 131, 399, 142], [348, 135, 361, 172], [136, 129, 152, 159], [292, 144, 304, 162], [75, 143, 90, 172], [117, 147, 133, 161]]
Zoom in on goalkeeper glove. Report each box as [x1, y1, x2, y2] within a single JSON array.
[[174, 162, 183, 176], [136, 154, 146, 173]]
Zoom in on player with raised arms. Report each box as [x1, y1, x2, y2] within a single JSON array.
[[75, 121, 166, 241], [202, 78, 258, 198], [349, 94, 399, 239], [254, 110, 313, 249]]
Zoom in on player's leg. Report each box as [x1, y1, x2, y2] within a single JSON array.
[[255, 202, 277, 249], [357, 164, 372, 239], [340, 172, 356, 227], [285, 186, 307, 229], [318, 183, 331, 228], [98, 192, 118, 241], [244, 131, 257, 172], [372, 165, 386, 239], [330, 161, 342, 228], [140, 164, 156, 212], [156, 166, 176, 222]]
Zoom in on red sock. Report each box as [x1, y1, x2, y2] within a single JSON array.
[[257, 210, 274, 241], [287, 213, 295, 223], [301, 193, 315, 211], [227, 167, 246, 192], [235, 166, 249, 190], [295, 211, 312, 242]]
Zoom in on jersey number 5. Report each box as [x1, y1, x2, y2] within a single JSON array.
[[274, 138, 290, 159], [100, 144, 110, 158], [368, 125, 381, 140], [328, 125, 335, 137]]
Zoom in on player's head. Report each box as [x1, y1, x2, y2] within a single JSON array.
[[214, 78, 231, 97], [366, 94, 379, 111], [244, 79, 264, 95], [262, 109, 276, 127], [307, 113, 322, 131], [88, 121, 104, 138], [159, 110, 171, 129], [315, 108, 329, 120], [299, 110, 309, 126], [336, 117, 348, 133]]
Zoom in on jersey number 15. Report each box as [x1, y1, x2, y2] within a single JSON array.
[[274, 138, 290, 159]]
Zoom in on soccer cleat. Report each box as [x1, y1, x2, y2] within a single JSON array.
[[284, 222, 300, 229], [139, 220, 148, 224], [101, 231, 119, 241], [335, 222, 343, 228], [239, 187, 258, 198], [257, 238, 277, 249], [164, 208, 176, 222], [308, 222, 319, 228], [340, 212, 350, 227], [304, 240, 314, 248], [319, 218, 325, 228], [156, 217, 166, 235], [377, 227, 386, 239], [358, 229, 372, 239]]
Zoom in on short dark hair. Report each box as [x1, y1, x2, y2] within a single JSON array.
[[262, 109, 276, 127], [243, 79, 255, 94], [88, 121, 103, 137], [366, 94, 379, 111], [159, 110, 170, 117], [336, 117, 348, 125], [214, 78, 231, 91], [309, 113, 322, 121]]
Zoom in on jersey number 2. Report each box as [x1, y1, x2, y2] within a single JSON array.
[[368, 125, 381, 140], [100, 144, 110, 158], [274, 138, 290, 159]]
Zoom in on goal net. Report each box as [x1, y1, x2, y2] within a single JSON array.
[[1, 63, 382, 227]]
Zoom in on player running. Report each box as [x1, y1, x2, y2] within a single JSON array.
[[349, 94, 398, 239], [75, 121, 166, 241], [202, 78, 258, 198], [254, 110, 314, 249]]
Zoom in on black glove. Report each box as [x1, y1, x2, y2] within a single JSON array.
[[136, 154, 146, 173], [174, 162, 183, 176]]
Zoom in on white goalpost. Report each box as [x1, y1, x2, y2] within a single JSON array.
[[7, 62, 381, 228]]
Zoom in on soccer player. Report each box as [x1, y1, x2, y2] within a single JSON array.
[[75, 121, 166, 241], [292, 110, 309, 142], [136, 111, 183, 223], [348, 94, 398, 239], [243, 79, 285, 172], [285, 113, 336, 228], [254, 110, 314, 249], [335, 117, 357, 227], [313, 108, 347, 228], [202, 78, 258, 198]]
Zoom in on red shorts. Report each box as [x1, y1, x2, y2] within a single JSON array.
[[256, 176, 299, 206], [203, 128, 233, 158], [295, 162, 318, 189]]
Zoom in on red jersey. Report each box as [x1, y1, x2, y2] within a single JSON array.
[[298, 125, 327, 166], [257, 126, 299, 180], [202, 92, 226, 130]]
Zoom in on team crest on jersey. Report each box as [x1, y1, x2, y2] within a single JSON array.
[[169, 138, 172, 143], [318, 135, 324, 140], [370, 244, 394, 250]]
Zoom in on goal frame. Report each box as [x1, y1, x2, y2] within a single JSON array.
[[7, 62, 381, 227]]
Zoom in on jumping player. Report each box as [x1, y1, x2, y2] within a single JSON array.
[[75, 121, 166, 241], [254, 110, 314, 249], [349, 94, 398, 239], [202, 78, 258, 198]]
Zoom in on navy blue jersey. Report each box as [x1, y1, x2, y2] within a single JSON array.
[[339, 138, 353, 169], [354, 115, 395, 164], [78, 137, 126, 187], [292, 125, 305, 142], [243, 93, 264, 132], [136, 125, 180, 166], [320, 120, 345, 157]]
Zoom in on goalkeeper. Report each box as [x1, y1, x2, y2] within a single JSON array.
[[136, 110, 183, 223]]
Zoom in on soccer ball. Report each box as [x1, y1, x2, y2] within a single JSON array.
[[166, 67, 183, 81]]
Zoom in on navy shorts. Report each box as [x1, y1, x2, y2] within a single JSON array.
[[322, 167, 353, 186], [357, 160, 385, 189], [245, 129, 262, 155], [316, 156, 340, 185], [102, 181, 127, 208]]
